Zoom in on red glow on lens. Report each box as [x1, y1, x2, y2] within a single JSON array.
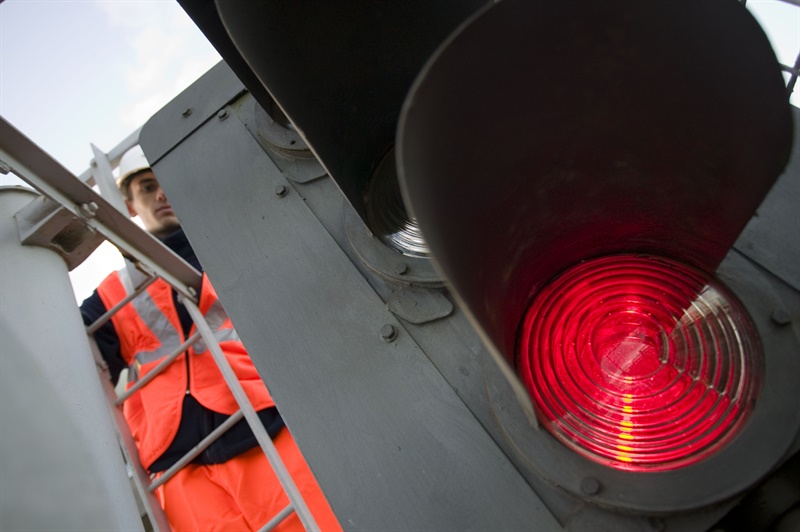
[[517, 255, 761, 471]]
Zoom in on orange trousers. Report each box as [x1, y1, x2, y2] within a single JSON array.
[[156, 428, 341, 531]]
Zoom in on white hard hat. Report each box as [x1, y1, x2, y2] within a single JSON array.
[[117, 145, 151, 194]]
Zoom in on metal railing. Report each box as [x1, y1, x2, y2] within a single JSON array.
[[0, 116, 320, 532]]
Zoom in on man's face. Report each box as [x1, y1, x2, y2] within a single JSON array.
[[125, 171, 181, 240]]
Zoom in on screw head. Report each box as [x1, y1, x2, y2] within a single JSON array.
[[380, 324, 398, 343], [182, 108, 193, 117], [580, 477, 601, 495], [771, 308, 791, 326], [275, 184, 288, 197]]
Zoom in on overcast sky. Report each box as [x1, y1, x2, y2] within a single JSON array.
[[1, 0, 220, 175], [0, 0, 798, 303]]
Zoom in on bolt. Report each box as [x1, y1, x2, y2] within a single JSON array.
[[218, 109, 229, 120], [78, 201, 99, 219], [380, 324, 398, 343], [0, 159, 11, 174], [394, 263, 408, 275], [771, 308, 791, 326], [182, 108, 193, 118], [275, 184, 288, 197], [580, 477, 601, 496], [187, 286, 198, 299]]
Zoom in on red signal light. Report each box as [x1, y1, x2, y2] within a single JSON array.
[[517, 255, 761, 472]]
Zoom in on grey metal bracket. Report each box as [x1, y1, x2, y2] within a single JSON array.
[[386, 286, 453, 325], [232, 96, 327, 184], [14, 194, 106, 270]]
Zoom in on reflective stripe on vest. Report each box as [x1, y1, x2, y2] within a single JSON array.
[[194, 299, 241, 354], [118, 268, 240, 380], [119, 267, 182, 382]]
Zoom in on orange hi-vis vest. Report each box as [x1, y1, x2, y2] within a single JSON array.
[[96, 264, 274, 470]]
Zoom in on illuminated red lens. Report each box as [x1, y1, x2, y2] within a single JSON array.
[[517, 255, 761, 471]]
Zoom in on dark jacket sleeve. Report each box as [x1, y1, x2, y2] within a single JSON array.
[[80, 290, 127, 385]]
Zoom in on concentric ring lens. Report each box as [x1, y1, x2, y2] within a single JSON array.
[[517, 254, 761, 471]]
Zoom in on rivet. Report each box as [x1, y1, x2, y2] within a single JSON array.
[[380, 324, 398, 343], [771, 308, 791, 326], [182, 108, 193, 117], [394, 263, 408, 275], [580, 477, 601, 495], [218, 109, 229, 120], [275, 184, 288, 197], [187, 286, 198, 299]]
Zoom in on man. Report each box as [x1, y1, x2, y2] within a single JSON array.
[[81, 145, 340, 531]]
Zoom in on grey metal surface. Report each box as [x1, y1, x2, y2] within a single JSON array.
[[397, 0, 794, 366], [0, 187, 144, 531], [142, 90, 559, 531], [386, 287, 453, 325], [15, 194, 107, 271], [735, 105, 800, 292]]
